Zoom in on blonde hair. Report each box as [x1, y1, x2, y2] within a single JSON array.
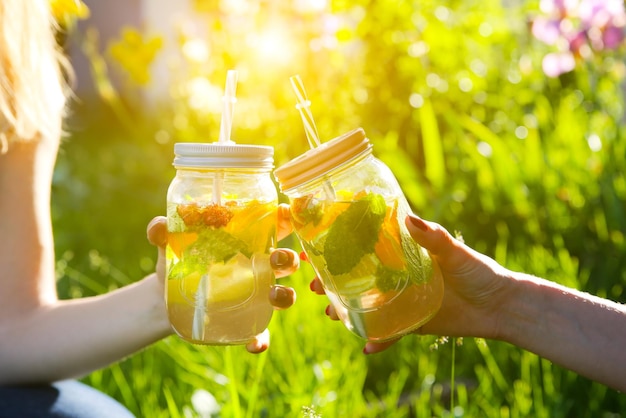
[[0, 0, 69, 153]]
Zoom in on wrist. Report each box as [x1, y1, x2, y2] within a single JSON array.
[[494, 271, 546, 345], [140, 273, 173, 339]]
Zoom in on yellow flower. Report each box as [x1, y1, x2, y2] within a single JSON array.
[[49, 0, 90, 26], [107, 28, 163, 85]]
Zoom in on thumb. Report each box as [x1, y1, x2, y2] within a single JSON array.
[[147, 216, 168, 283], [147, 216, 168, 248], [405, 213, 459, 260]]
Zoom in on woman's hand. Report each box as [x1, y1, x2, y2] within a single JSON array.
[[146, 203, 299, 354], [309, 213, 511, 354]]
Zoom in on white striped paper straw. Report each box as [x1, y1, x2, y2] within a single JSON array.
[[192, 274, 209, 341], [290, 75, 321, 149], [289, 75, 335, 200], [214, 70, 238, 205], [219, 70, 238, 144]]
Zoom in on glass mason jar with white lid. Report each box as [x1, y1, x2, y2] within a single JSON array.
[[166, 142, 278, 345]]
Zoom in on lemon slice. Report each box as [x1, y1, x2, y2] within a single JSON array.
[[204, 254, 255, 304]]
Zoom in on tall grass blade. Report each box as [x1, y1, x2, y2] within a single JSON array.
[[419, 98, 445, 189]]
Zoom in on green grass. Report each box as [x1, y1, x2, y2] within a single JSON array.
[[59, 257, 626, 417]]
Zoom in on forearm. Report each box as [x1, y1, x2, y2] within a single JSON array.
[[499, 272, 626, 392], [0, 274, 172, 385]]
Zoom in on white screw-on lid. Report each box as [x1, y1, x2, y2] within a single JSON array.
[[173, 142, 274, 169]]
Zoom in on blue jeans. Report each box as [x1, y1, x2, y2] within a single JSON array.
[[0, 380, 135, 418]]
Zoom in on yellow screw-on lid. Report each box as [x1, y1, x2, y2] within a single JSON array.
[[274, 127, 372, 192]]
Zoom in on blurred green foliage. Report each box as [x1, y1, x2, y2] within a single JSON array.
[[52, 0, 626, 416]]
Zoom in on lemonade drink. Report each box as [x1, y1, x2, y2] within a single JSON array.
[[166, 200, 276, 344], [291, 191, 443, 341], [274, 128, 443, 342]]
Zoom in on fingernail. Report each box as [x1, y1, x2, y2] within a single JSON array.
[[363, 345, 372, 355], [299, 251, 308, 261], [408, 214, 428, 231], [270, 250, 291, 267], [270, 286, 293, 310], [309, 280, 316, 292], [325, 305, 331, 316], [248, 339, 268, 354]]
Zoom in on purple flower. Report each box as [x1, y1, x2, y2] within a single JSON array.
[[603, 25, 625, 49], [578, 0, 626, 50], [532, 0, 626, 77]]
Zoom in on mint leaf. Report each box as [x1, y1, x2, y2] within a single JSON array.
[[167, 228, 249, 280], [195, 228, 250, 263], [324, 193, 386, 275], [167, 258, 203, 280], [375, 264, 406, 292], [401, 231, 433, 284]]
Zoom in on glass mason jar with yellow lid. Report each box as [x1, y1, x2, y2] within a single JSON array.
[[274, 128, 443, 342]]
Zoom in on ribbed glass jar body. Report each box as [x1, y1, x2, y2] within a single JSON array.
[[275, 129, 443, 342], [166, 143, 277, 345]]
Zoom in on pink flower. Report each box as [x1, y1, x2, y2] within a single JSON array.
[[532, 0, 626, 76], [579, 0, 625, 29], [542, 51, 576, 77], [532, 17, 562, 45], [568, 30, 587, 55], [539, 0, 578, 16]]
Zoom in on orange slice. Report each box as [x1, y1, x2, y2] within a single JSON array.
[[374, 202, 406, 271], [168, 231, 199, 259]]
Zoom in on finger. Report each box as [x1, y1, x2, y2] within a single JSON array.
[[405, 214, 460, 259], [309, 278, 326, 295], [406, 214, 481, 272], [246, 328, 270, 354], [147, 216, 168, 247], [269, 285, 296, 310], [363, 338, 400, 355], [270, 249, 299, 278], [277, 204, 293, 241]]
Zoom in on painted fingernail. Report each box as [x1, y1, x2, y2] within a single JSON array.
[[299, 251, 308, 261], [270, 250, 291, 267], [270, 286, 293, 309], [408, 214, 428, 231], [325, 305, 331, 316]]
